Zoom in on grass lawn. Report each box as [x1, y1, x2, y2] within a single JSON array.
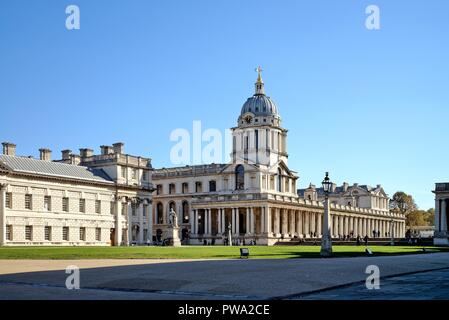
[[0, 245, 448, 260]]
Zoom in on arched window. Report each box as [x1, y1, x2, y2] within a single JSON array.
[[235, 165, 245, 190], [182, 201, 189, 223], [277, 168, 282, 192], [156, 203, 164, 224], [209, 180, 216, 192]]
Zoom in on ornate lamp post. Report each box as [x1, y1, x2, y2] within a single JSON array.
[[320, 172, 333, 257]]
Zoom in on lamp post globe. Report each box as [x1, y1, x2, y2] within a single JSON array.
[[320, 172, 333, 257]]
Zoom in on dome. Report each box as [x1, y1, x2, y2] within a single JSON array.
[[240, 94, 279, 117]]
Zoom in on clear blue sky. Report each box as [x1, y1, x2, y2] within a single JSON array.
[[1, 0, 448, 210]]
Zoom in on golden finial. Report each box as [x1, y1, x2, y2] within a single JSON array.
[[255, 66, 263, 83]]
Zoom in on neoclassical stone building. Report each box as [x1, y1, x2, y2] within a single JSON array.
[[152, 71, 406, 245], [0, 142, 154, 246], [433, 183, 449, 246]]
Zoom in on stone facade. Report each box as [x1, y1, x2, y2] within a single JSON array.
[[0, 142, 154, 246], [152, 72, 406, 245], [433, 183, 449, 246]]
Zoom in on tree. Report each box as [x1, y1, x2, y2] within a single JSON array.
[[390, 191, 418, 227]]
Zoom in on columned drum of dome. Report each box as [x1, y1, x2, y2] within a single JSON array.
[[233, 68, 288, 167]]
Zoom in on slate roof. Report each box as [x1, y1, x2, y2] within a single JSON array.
[[0, 155, 113, 183]]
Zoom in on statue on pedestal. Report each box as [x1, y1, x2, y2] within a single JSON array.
[[166, 208, 181, 247], [169, 208, 179, 228]]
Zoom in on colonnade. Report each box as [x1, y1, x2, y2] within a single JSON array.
[[190, 206, 406, 239]]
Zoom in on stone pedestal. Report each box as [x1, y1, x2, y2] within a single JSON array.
[[166, 227, 181, 247]]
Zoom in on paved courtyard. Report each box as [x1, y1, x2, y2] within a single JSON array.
[[0, 252, 449, 300]]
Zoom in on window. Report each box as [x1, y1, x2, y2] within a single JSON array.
[[156, 203, 163, 224], [25, 226, 32, 241], [235, 165, 245, 190], [132, 169, 137, 180], [209, 180, 216, 192], [143, 204, 148, 217], [80, 227, 86, 241], [44, 196, 51, 211], [142, 171, 148, 181], [156, 184, 163, 195], [45, 226, 51, 241], [5, 193, 12, 209], [121, 167, 126, 178], [79, 199, 86, 213], [132, 204, 136, 216], [169, 183, 176, 194], [95, 228, 101, 241], [277, 168, 282, 192], [62, 227, 69, 241], [95, 200, 101, 214], [6, 225, 12, 241], [195, 182, 202, 193], [110, 201, 115, 215], [182, 182, 189, 194], [25, 194, 32, 210], [182, 201, 189, 223], [62, 197, 69, 212]]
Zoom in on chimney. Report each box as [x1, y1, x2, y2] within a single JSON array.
[[61, 149, 72, 160], [70, 154, 81, 165], [39, 148, 52, 161], [100, 145, 114, 155], [113, 142, 124, 155], [343, 182, 349, 192], [2, 142, 16, 156], [79, 148, 94, 159]]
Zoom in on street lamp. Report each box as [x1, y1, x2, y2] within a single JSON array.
[[320, 172, 333, 257]]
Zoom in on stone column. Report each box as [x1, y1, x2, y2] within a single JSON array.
[[338, 215, 344, 236], [190, 209, 195, 235], [208, 209, 212, 235], [261, 207, 266, 234], [126, 201, 132, 245], [310, 212, 316, 237], [265, 206, 271, 234], [304, 212, 309, 237], [435, 199, 441, 232], [194, 210, 199, 234], [344, 216, 349, 236], [246, 208, 251, 235], [147, 200, 153, 243], [294, 211, 300, 237], [363, 218, 367, 237], [231, 208, 236, 234], [138, 201, 144, 244], [236, 208, 240, 235], [353, 217, 358, 237], [114, 198, 123, 246], [250, 207, 255, 234], [217, 209, 222, 235], [274, 208, 280, 236], [0, 184, 7, 245], [281, 209, 288, 236], [316, 213, 322, 237], [332, 215, 337, 237], [441, 199, 448, 232], [222, 209, 226, 233], [289, 210, 296, 236]]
